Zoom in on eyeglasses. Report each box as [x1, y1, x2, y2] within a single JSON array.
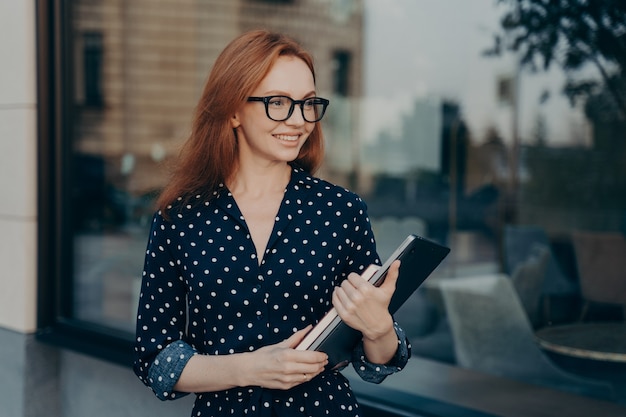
[[247, 95, 330, 123]]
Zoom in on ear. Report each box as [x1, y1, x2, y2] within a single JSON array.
[[230, 113, 241, 129]]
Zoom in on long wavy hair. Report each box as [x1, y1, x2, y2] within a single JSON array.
[[157, 30, 325, 213]]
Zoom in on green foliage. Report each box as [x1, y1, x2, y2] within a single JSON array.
[[487, 0, 626, 117]]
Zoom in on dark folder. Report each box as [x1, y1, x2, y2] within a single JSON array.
[[296, 234, 450, 369]]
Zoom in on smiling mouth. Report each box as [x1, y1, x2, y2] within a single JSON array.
[[274, 134, 299, 142]]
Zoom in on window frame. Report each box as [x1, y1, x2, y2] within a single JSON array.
[[36, 0, 133, 366]]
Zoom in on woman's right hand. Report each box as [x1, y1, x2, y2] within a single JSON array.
[[243, 325, 329, 390]]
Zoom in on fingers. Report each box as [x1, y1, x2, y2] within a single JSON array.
[[252, 344, 328, 390], [339, 260, 401, 301], [332, 263, 399, 338], [282, 324, 312, 348], [379, 260, 401, 293]]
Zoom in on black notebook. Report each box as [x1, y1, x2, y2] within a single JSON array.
[[295, 234, 450, 369]]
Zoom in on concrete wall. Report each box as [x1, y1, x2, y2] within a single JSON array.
[[0, 0, 38, 335], [60, 349, 193, 416], [0, 2, 52, 415], [0, 329, 60, 416], [0, 327, 195, 417]]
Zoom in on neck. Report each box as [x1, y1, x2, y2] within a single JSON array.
[[227, 162, 292, 198]]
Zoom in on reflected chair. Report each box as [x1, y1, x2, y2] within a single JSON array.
[[395, 289, 456, 364], [509, 243, 549, 327], [439, 274, 614, 401], [503, 225, 579, 323], [571, 231, 626, 321]]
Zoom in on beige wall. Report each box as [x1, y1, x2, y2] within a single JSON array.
[[0, 0, 38, 333]]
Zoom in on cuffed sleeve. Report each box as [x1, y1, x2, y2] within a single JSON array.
[[351, 321, 411, 384], [147, 340, 197, 400]]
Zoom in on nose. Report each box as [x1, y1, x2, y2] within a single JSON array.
[[285, 104, 306, 125]]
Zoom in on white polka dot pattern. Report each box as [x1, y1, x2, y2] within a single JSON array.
[[133, 167, 410, 416]]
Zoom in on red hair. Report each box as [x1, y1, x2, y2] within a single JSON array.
[[157, 30, 325, 213]]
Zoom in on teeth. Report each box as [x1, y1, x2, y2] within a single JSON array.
[[275, 134, 299, 141]]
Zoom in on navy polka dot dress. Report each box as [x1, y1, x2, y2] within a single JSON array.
[[133, 166, 410, 416]]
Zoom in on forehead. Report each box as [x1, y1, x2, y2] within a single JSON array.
[[254, 56, 315, 96]]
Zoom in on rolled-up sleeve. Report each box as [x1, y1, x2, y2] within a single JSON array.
[[351, 321, 411, 384], [147, 340, 197, 400]]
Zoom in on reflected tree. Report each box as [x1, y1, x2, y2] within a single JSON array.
[[487, 0, 626, 233], [486, 0, 626, 119]]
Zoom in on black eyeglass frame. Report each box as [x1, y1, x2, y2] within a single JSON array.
[[247, 95, 330, 123]]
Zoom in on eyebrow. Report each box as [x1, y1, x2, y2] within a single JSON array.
[[259, 90, 317, 98]]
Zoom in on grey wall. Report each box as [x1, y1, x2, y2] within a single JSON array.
[[0, 328, 60, 417], [60, 350, 193, 417], [0, 327, 194, 417]]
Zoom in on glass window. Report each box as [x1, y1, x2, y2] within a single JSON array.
[[40, 0, 626, 406], [80, 32, 104, 107], [332, 50, 352, 97]]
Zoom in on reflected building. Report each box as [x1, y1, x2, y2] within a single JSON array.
[[72, 0, 365, 219], [361, 97, 442, 178]]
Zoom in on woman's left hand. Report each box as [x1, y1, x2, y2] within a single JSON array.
[[332, 260, 400, 342]]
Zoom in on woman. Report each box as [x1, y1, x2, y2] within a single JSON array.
[[133, 29, 410, 417]]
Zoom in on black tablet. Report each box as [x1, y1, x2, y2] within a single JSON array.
[[296, 234, 450, 369]]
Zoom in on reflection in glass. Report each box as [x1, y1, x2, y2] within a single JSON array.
[[66, 0, 626, 405], [69, 0, 366, 333]]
